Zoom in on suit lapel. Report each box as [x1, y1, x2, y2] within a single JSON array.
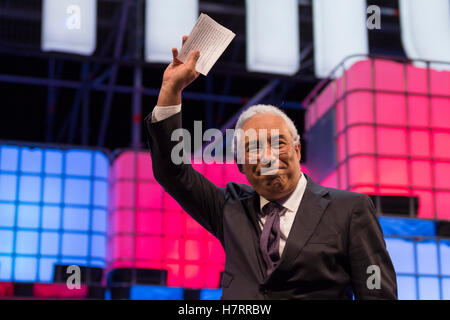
[[246, 192, 262, 238], [269, 174, 330, 279], [240, 191, 265, 280]]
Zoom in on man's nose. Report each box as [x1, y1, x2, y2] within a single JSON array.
[[260, 145, 275, 165]]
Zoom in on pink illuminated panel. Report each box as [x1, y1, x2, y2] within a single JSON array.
[[108, 151, 249, 288], [33, 283, 88, 299], [0, 282, 14, 298], [306, 59, 450, 220]]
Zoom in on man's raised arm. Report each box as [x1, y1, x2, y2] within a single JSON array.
[[144, 36, 226, 241]]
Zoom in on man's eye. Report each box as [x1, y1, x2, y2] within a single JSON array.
[[271, 139, 284, 146], [272, 142, 283, 149]]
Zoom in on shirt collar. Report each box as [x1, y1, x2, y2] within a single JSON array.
[[259, 172, 307, 213]]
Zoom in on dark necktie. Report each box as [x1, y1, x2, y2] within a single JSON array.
[[260, 201, 283, 277]]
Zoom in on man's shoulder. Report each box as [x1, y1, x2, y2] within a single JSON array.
[[312, 184, 375, 230], [305, 174, 369, 204], [318, 185, 377, 225], [312, 181, 372, 214], [323, 186, 370, 203]]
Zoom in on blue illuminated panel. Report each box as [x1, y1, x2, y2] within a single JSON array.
[[199, 288, 222, 300], [379, 217, 436, 237], [0, 144, 108, 283], [130, 285, 183, 300], [396, 275, 416, 300]]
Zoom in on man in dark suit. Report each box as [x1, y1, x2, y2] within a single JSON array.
[[144, 36, 397, 299]]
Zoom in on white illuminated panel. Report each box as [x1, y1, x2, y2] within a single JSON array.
[[41, 0, 97, 55], [399, 0, 450, 71], [145, 0, 198, 63], [246, 0, 300, 75], [313, 0, 368, 78]]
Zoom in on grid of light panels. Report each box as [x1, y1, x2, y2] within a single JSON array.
[[107, 150, 248, 289], [0, 143, 109, 283], [380, 217, 450, 300], [305, 58, 450, 220]]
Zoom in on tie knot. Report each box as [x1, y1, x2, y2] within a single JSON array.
[[262, 201, 283, 216]]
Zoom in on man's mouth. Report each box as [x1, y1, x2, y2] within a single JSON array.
[[257, 164, 285, 176], [260, 167, 278, 176]]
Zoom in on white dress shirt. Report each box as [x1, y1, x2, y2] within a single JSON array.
[[258, 172, 307, 258], [152, 104, 181, 122], [151, 104, 308, 257]]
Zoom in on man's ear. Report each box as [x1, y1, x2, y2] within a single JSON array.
[[295, 143, 301, 161]]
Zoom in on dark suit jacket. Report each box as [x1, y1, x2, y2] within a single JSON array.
[[144, 111, 398, 300]]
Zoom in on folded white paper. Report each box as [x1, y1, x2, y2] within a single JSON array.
[[177, 13, 236, 75]]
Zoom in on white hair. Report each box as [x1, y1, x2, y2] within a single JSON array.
[[232, 104, 300, 156]]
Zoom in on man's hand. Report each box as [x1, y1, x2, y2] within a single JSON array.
[[157, 35, 200, 106]]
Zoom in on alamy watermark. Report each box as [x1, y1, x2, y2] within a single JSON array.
[[66, 4, 81, 30], [367, 5, 381, 30], [366, 264, 381, 290], [66, 265, 81, 290], [170, 122, 287, 175]]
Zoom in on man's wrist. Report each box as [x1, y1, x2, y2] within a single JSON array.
[[157, 84, 182, 106]]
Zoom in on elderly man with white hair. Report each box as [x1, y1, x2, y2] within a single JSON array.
[[144, 36, 397, 300]]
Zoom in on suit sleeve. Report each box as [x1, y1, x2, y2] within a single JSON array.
[[348, 195, 398, 299], [143, 111, 226, 241]]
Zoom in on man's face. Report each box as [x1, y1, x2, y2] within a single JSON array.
[[240, 113, 301, 201]]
